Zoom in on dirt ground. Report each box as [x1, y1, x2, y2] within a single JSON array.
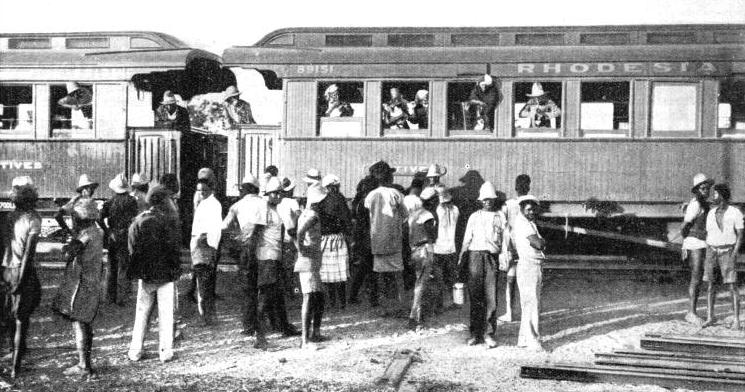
[[1, 266, 743, 392]]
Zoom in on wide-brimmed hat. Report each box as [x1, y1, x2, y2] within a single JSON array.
[[11, 176, 34, 189], [73, 198, 99, 220], [303, 168, 322, 184], [306, 183, 328, 205], [479, 74, 493, 86], [478, 181, 498, 201], [426, 164, 447, 178], [66, 82, 82, 93], [223, 85, 241, 100], [241, 172, 258, 187], [281, 177, 296, 192], [130, 173, 148, 188], [264, 177, 284, 193], [161, 90, 177, 105], [368, 161, 396, 176], [517, 194, 540, 207], [527, 83, 546, 97], [324, 84, 339, 97], [691, 173, 714, 192], [321, 174, 340, 188], [416, 89, 429, 100], [76, 174, 99, 193], [108, 173, 129, 194]]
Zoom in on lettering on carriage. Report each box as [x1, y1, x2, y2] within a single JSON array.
[[0, 160, 43, 170], [515, 62, 719, 75], [296, 64, 335, 74]]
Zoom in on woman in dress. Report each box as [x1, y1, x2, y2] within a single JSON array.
[[317, 175, 353, 309], [2, 177, 42, 379]]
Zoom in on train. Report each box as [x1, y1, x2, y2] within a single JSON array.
[[2, 25, 745, 248]]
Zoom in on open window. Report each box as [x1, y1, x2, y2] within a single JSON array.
[[718, 78, 745, 137], [0, 84, 34, 136], [514, 81, 562, 137], [50, 83, 94, 137], [580, 81, 630, 137], [447, 80, 499, 134], [381, 81, 429, 136], [650, 82, 699, 137], [317, 81, 364, 137]]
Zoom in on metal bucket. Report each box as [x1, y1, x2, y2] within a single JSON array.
[[452, 283, 465, 305]]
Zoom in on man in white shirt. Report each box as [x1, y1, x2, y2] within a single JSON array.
[[364, 161, 408, 314], [499, 174, 531, 323], [434, 188, 459, 309], [703, 183, 743, 329], [277, 177, 301, 297], [190, 178, 223, 325], [513, 195, 546, 350]]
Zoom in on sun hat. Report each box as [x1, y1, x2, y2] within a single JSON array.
[[691, 173, 714, 192], [324, 84, 339, 97], [426, 164, 447, 178], [416, 90, 429, 101], [108, 173, 129, 194], [526, 83, 546, 97], [223, 85, 241, 101], [241, 172, 259, 187], [130, 173, 148, 187], [480, 74, 493, 86], [303, 168, 322, 184], [321, 174, 340, 188], [478, 181, 498, 201], [73, 198, 100, 220], [161, 90, 177, 105], [368, 161, 396, 176], [11, 176, 34, 189], [76, 174, 99, 193], [265, 177, 284, 193], [517, 194, 540, 207], [306, 184, 328, 205], [282, 177, 296, 191]]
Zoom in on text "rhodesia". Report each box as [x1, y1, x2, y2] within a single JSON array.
[[515, 62, 720, 76]]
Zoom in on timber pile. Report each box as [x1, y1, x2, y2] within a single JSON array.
[[521, 334, 745, 391]]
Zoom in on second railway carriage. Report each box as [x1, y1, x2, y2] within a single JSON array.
[[0, 32, 232, 232], [223, 24, 745, 245]]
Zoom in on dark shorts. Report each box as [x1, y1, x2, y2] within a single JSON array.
[[704, 247, 737, 284]]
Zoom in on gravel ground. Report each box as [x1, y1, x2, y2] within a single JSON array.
[[1, 267, 743, 392]]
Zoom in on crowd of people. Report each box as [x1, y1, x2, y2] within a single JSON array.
[[10, 163, 742, 379]]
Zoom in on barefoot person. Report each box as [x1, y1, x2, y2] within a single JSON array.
[[499, 174, 531, 323], [680, 173, 713, 325], [514, 195, 546, 350], [55, 199, 104, 376], [702, 183, 743, 329], [295, 184, 327, 349], [1, 177, 42, 379]]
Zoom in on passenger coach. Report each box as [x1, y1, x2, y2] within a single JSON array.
[[223, 24, 745, 232], [0, 32, 232, 224]]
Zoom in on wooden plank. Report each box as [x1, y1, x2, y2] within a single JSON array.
[[595, 353, 745, 374], [612, 349, 745, 363], [644, 334, 745, 345], [538, 222, 681, 251], [641, 337, 745, 356], [521, 364, 745, 391], [375, 350, 416, 388]]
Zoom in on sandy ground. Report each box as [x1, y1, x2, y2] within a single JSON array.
[[1, 267, 744, 392]]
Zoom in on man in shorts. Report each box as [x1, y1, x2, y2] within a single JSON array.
[[703, 183, 743, 329]]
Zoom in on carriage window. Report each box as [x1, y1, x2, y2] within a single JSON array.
[[580, 82, 630, 136], [514, 82, 562, 135], [317, 82, 364, 137], [447, 78, 499, 133], [718, 78, 745, 136], [130, 37, 161, 49], [50, 83, 94, 136], [381, 82, 429, 134], [651, 83, 697, 134], [0, 85, 34, 134]]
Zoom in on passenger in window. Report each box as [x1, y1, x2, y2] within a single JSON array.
[[519, 83, 561, 128], [467, 75, 499, 131], [57, 82, 93, 129], [223, 85, 256, 126], [322, 84, 353, 117], [382, 88, 409, 130], [155, 91, 191, 131], [407, 90, 429, 129]]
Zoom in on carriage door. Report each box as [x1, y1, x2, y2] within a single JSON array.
[[225, 125, 279, 197], [129, 128, 181, 187]]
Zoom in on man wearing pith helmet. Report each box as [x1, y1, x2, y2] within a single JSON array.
[[680, 173, 714, 326], [55, 174, 99, 237]]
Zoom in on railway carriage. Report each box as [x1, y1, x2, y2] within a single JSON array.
[[0, 31, 231, 228], [222, 24, 745, 245]]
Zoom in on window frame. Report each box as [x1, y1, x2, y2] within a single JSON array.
[[649, 81, 701, 137], [380, 80, 431, 138], [717, 77, 745, 138], [0, 83, 36, 138], [578, 80, 632, 138], [512, 80, 565, 138], [445, 80, 497, 137], [49, 82, 96, 139], [315, 80, 366, 138]]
